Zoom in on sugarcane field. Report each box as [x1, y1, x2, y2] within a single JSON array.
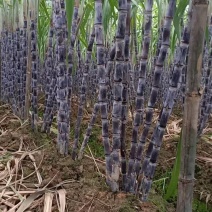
[[0, 0, 212, 211]]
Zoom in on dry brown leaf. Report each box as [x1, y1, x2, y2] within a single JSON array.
[[1, 197, 16, 208], [16, 190, 45, 212], [0, 205, 7, 212], [43, 192, 54, 212], [4, 190, 36, 196], [7, 200, 24, 212], [30, 196, 44, 209], [18, 138, 24, 152], [197, 156, 212, 164], [0, 169, 8, 181], [0, 115, 8, 124], [57, 189, 66, 212], [28, 153, 43, 185], [206, 194, 211, 204]]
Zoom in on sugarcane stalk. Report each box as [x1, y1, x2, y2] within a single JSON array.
[[120, 0, 131, 190], [55, 0, 70, 155], [177, 1, 208, 211], [108, 0, 128, 192], [198, 16, 212, 136], [126, 0, 153, 192]]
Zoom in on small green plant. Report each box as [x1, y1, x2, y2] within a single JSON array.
[[85, 126, 104, 158], [193, 199, 212, 212], [152, 175, 170, 195], [164, 130, 182, 201]]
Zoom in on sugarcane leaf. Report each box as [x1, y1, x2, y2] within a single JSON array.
[[132, 0, 144, 9], [78, 34, 88, 49], [103, 0, 113, 38], [37, 0, 51, 61], [164, 130, 182, 200], [173, 0, 189, 41], [78, 3, 93, 49], [171, 28, 177, 56], [40, 0, 50, 20], [17, 190, 46, 212], [155, 0, 162, 26], [108, 0, 117, 13], [80, 3, 93, 31], [66, 0, 74, 35]]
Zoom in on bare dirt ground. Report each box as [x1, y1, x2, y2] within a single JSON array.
[[0, 102, 211, 212]]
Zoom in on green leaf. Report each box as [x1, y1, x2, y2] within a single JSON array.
[[78, 34, 88, 49], [164, 130, 182, 200], [173, 0, 189, 42], [66, 0, 74, 35], [108, 0, 117, 13], [80, 3, 93, 31], [40, 0, 50, 20], [103, 0, 112, 38]]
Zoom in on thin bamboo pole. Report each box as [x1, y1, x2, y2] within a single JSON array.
[[177, 0, 208, 211]]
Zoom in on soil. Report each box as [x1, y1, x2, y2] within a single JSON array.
[[0, 102, 211, 212]]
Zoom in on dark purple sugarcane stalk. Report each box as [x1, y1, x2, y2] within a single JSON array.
[[87, 62, 97, 105], [150, 23, 164, 85], [21, 17, 28, 119], [2, 13, 8, 103], [76, 40, 83, 91], [2, 34, 7, 101], [0, 28, 6, 102], [6, 28, 11, 105], [78, 39, 116, 159], [78, 0, 114, 191], [73, 40, 82, 96], [1, 27, 8, 102], [10, 29, 17, 114], [30, 8, 39, 130], [78, 103, 99, 159], [132, 0, 176, 185], [56, 0, 70, 155], [0, 34, 2, 101], [198, 42, 209, 132], [128, 62, 136, 118], [65, 0, 80, 158], [120, 0, 131, 190], [42, 21, 55, 133], [106, 44, 115, 111], [72, 27, 95, 159], [6, 24, 12, 105], [16, 27, 21, 116], [19, 26, 24, 118], [10, 29, 16, 111], [59, 0, 79, 158], [14, 1, 22, 118], [198, 16, 212, 135], [8, 27, 15, 109], [109, 0, 128, 192], [126, 0, 153, 192], [0, 36, 2, 102], [133, 16, 138, 65], [67, 0, 79, 113], [42, 0, 58, 133], [139, 1, 193, 201], [93, 0, 117, 191]]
